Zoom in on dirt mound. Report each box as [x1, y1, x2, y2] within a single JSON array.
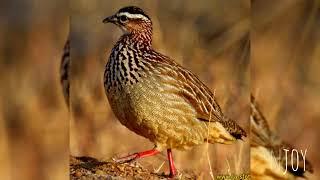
[[70, 156, 198, 179]]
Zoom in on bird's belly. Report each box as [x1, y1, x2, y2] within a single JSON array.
[[106, 76, 207, 150]]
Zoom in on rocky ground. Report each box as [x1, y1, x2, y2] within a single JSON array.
[[70, 156, 250, 180], [70, 156, 198, 180]]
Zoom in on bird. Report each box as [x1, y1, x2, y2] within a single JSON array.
[[60, 38, 70, 107], [250, 95, 313, 180], [102, 6, 247, 177]]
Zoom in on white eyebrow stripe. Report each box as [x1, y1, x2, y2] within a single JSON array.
[[117, 12, 149, 21]]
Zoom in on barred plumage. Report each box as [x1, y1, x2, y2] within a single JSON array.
[[103, 6, 246, 177], [250, 95, 313, 179], [60, 38, 70, 107]]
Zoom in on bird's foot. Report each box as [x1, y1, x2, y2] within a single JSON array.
[[113, 149, 160, 164], [112, 153, 139, 163], [168, 168, 177, 178]]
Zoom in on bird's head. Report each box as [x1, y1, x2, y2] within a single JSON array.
[[103, 6, 152, 35]]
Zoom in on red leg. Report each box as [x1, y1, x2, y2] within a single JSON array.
[[114, 149, 159, 163], [167, 149, 177, 178]]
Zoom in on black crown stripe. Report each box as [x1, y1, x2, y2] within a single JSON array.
[[118, 6, 150, 20]]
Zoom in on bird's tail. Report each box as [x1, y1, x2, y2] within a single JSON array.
[[205, 119, 247, 145]]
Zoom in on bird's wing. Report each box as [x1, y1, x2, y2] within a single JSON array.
[[145, 51, 246, 138]]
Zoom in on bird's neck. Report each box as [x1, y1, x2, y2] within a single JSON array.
[[122, 24, 153, 49], [131, 31, 152, 48]]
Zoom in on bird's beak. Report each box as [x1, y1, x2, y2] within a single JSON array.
[[103, 15, 117, 23]]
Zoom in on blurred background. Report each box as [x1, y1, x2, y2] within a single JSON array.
[[0, 0, 69, 180], [252, 0, 320, 179], [70, 0, 250, 178]]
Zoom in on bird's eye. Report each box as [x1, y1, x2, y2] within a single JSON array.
[[119, 16, 128, 22]]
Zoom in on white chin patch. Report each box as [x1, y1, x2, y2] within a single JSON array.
[[119, 26, 129, 34], [118, 12, 149, 21]]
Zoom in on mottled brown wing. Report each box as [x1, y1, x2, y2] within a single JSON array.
[[145, 51, 246, 138], [60, 38, 70, 107]]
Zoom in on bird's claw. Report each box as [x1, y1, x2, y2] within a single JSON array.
[[112, 154, 138, 164]]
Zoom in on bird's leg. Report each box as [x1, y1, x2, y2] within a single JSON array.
[[167, 149, 177, 178], [114, 149, 160, 163]]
